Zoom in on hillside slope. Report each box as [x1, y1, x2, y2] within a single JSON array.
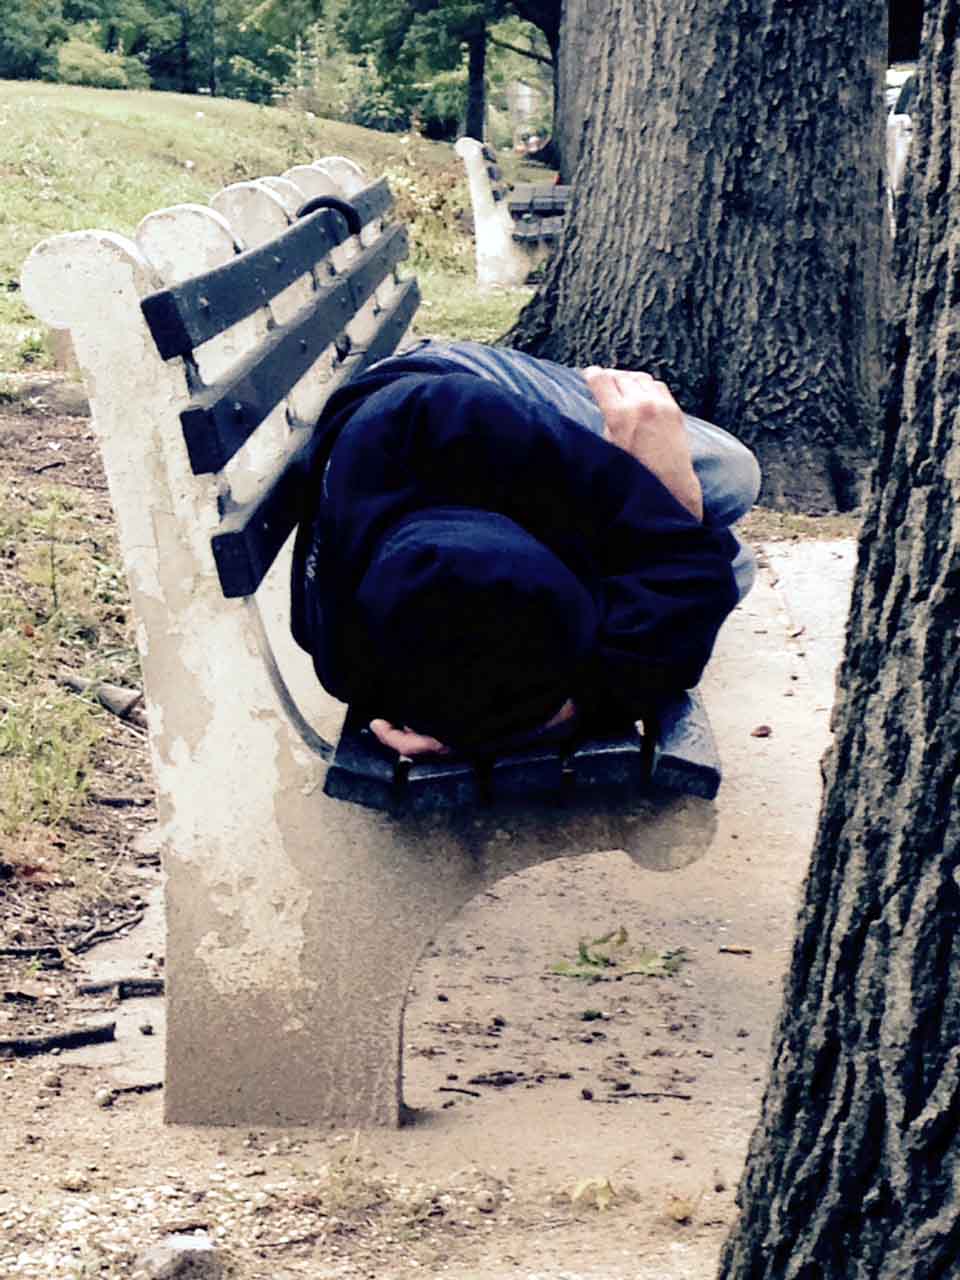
[[0, 81, 459, 369]]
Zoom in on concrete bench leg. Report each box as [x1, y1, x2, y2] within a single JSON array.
[[164, 766, 717, 1127]]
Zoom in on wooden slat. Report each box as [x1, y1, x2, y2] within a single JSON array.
[[489, 748, 565, 801], [569, 726, 648, 790], [647, 691, 722, 799], [405, 758, 480, 812], [324, 708, 401, 811], [141, 179, 393, 359], [180, 226, 409, 476], [324, 691, 720, 812], [210, 278, 420, 598], [511, 219, 564, 244], [507, 184, 570, 217]]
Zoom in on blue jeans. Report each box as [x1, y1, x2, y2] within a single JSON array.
[[407, 340, 761, 601]]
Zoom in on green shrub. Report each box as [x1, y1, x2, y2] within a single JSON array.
[[384, 163, 472, 273], [58, 38, 130, 90], [123, 55, 151, 91]]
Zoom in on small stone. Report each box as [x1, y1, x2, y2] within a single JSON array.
[[750, 724, 773, 738], [580, 1088, 594, 1101], [59, 1171, 90, 1192], [140, 1022, 155, 1036], [94, 1087, 115, 1108], [473, 1189, 497, 1213], [41, 1072, 62, 1089], [133, 1232, 223, 1279], [672, 1150, 686, 1162]]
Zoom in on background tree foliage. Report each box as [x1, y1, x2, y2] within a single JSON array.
[[0, 0, 552, 134], [336, 0, 552, 139], [1, 0, 68, 81]]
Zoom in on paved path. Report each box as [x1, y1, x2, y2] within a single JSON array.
[[73, 540, 860, 1280]]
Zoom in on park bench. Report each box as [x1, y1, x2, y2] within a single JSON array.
[[21, 155, 720, 1129], [456, 137, 570, 287]]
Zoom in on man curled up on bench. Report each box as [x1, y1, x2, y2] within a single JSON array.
[[291, 341, 761, 758]]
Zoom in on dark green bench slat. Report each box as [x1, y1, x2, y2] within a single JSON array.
[[570, 726, 647, 789], [648, 690, 721, 799], [490, 747, 565, 800], [141, 179, 393, 359], [180, 225, 409, 476], [210, 278, 420, 598], [507, 185, 570, 217], [405, 758, 480, 812], [324, 708, 401, 810], [324, 689, 721, 811], [210, 432, 313, 599], [511, 219, 564, 244]]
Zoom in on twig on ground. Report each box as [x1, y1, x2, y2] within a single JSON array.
[[0, 910, 146, 962], [58, 670, 146, 725], [0, 1019, 115, 1058], [86, 793, 152, 809], [77, 977, 164, 999]]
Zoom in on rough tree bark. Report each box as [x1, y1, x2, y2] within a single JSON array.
[[509, 0, 887, 512], [552, 0, 597, 181], [720, 5, 960, 1275]]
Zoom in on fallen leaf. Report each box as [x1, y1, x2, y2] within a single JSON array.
[[665, 1190, 701, 1224], [571, 1176, 616, 1211], [553, 928, 686, 980]]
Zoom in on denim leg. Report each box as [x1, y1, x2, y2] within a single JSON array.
[[682, 413, 762, 527], [682, 414, 760, 603]]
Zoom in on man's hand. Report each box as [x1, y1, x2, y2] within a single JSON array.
[[369, 719, 451, 757], [368, 699, 577, 758], [584, 367, 703, 521]]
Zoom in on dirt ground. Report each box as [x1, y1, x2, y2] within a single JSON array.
[[0, 379, 841, 1279]]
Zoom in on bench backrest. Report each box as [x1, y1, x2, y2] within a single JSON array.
[[138, 177, 417, 600], [455, 138, 570, 287], [21, 157, 418, 763]]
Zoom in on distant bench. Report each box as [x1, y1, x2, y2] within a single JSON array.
[[456, 137, 570, 286], [21, 155, 721, 1130]]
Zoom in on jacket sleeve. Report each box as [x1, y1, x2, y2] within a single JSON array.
[[317, 372, 739, 715]]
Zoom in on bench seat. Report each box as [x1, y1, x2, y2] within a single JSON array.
[[327, 691, 720, 812]]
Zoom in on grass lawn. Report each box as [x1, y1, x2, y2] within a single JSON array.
[[0, 80, 533, 371]]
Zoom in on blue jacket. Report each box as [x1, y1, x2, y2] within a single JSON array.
[[291, 351, 739, 729]]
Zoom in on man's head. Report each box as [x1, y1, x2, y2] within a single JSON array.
[[355, 508, 598, 752]]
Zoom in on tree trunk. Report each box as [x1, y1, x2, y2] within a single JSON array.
[[720, 5, 960, 1275], [509, 0, 887, 513], [889, 0, 924, 61], [464, 22, 487, 141], [552, 0, 597, 181]]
